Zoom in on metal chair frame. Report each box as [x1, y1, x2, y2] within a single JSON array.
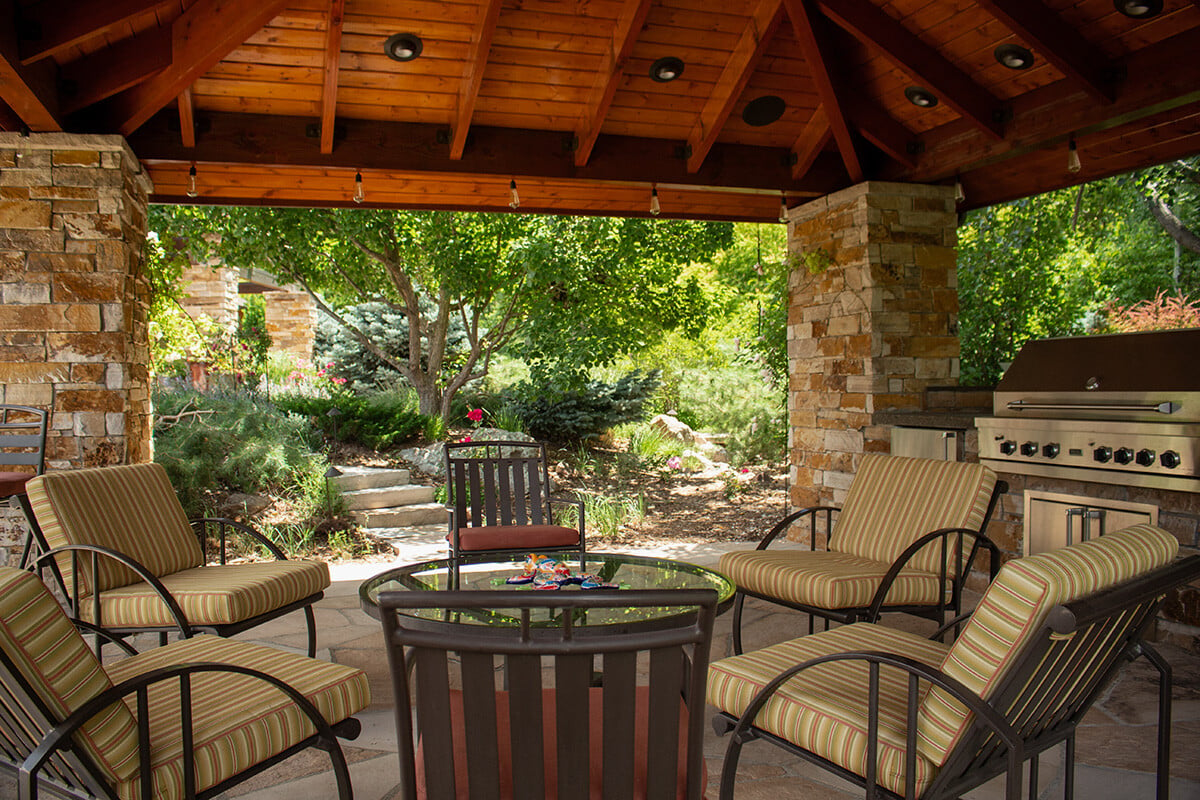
[[0, 404, 49, 569]]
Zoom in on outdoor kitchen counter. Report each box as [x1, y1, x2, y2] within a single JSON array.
[[874, 409, 988, 430]]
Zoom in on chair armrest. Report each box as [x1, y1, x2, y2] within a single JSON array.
[[863, 527, 999, 623], [190, 517, 289, 563], [755, 505, 840, 550], [548, 495, 585, 532]]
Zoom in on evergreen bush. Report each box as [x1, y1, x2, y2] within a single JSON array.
[[502, 370, 660, 442], [273, 389, 426, 450]]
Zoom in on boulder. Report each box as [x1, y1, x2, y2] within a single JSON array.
[[400, 428, 536, 476], [218, 492, 272, 518]]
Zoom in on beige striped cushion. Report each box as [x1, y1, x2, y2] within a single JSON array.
[[708, 623, 950, 796], [27, 463, 203, 596], [832, 455, 997, 575], [0, 567, 141, 784], [103, 634, 371, 800], [78, 559, 330, 628], [916, 524, 1179, 765], [718, 550, 944, 610]]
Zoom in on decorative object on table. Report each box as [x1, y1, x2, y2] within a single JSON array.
[[506, 553, 617, 590]]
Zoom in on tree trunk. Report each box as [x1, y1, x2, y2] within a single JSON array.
[[1143, 191, 1200, 256]]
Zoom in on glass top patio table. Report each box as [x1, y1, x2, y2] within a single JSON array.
[[359, 551, 735, 634]]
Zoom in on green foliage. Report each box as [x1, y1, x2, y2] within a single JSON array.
[[235, 295, 271, 384], [502, 370, 661, 442], [557, 491, 646, 540], [273, 389, 425, 450], [624, 425, 684, 463], [1103, 290, 1200, 332]]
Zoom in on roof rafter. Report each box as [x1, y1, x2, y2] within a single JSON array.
[[18, 0, 174, 66], [59, 27, 171, 114], [573, 0, 653, 167], [973, 0, 1113, 104], [791, 103, 833, 180], [0, 0, 60, 131], [178, 86, 195, 148], [816, 0, 1004, 140], [686, 0, 785, 173], [845, 96, 917, 168], [106, 0, 290, 136], [449, 0, 503, 160], [319, 0, 345, 155], [782, 0, 862, 181]]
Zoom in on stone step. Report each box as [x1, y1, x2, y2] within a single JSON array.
[[331, 466, 412, 492], [350, 502, 447, 528], [341, 484, 435, 511]]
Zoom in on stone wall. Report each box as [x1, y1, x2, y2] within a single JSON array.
[[264, 289, 317, 368], [179, 261, 239, 331]]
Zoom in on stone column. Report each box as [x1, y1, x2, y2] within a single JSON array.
[[263, 289, 317, 369], [0, 133, 152, 563], [179, 261, 239, 331], [786, 181, 958, 510]]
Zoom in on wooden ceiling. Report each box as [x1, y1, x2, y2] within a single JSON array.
[[4, 0, 1200, 221]]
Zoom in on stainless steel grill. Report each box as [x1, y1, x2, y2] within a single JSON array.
[[974, 329, 1200, 491]]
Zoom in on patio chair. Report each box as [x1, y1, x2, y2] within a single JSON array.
[[721, 454, 1005, 653], [0, 565, 369, 800], [378, 588, 718, 799], [0, 404, 49, 569], [25, 462, 329, 658], [708, 524, 1198, 800], [444, 439, 585, 562]]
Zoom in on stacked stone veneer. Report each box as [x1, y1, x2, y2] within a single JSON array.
[[180, 261, 239, 331], [264, 290, 317, 368], [786, 181, 958, 511], [0, 133, 152, 564]]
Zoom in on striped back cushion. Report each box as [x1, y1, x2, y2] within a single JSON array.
[[916, 524, 1178, 764], [831, 455, 997, 574], [0, 567, 140, 784], [27, 463, 203, 595]]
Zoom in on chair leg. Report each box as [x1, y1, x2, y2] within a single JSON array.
[[1064, 733, 1075, 800], [719, 729, 749, 800], [731, 593, 746, 655], [1028, 753, 1038, 799], [1139, 642, 1172, 800], [305, 605, 318, 658]]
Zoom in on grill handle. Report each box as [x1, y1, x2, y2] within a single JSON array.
[[1007, 400, 1179, 414]]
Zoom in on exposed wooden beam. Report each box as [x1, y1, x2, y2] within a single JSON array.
[[0, 0, 60, 130], [782, 0, 861, 181], [791, 104, 832, 180], [573, 0, 653, 167], [816, 0, 1004, 140], [178, 86, 195, 148], [0, 99, 22, 131], [59, 27, 171, 114], [973, 0, 1113, 104], [449, 0, 502, 159], [686, 0, 785, 173], [844, 96, 918, 168], [319, 0, 345, 155], [106, 0, 289, 136], [18, 0, 174, 66]]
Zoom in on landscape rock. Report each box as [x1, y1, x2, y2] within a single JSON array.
[[399, 428, 536, 476], [218, 492, 272, 517], [651, 414, 729, 462]]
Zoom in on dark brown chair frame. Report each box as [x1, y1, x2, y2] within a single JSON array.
[[379, 588, 717, 800], [0, 404, 49, 570], [714, 553, 1200, 800], [730, 480, 1007, 654], [444, 440, 585, 562]]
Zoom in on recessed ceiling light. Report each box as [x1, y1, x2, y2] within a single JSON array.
[[1113, 0, 1162, 18], [994, 43, 1035, 70], [904, 86, 939, 108], [742, 95, 786, 127], [650, 57, 685, 82], [384, 33, 423, 62]]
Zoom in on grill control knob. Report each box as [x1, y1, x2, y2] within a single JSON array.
[[1093, 446, 1113, 463], [1136, 449, 1156, 467], [999, 440, 1017, 455], [1020, 441, 1039, 457], [1161, 451, 1181, 469], [1114, 447, 1134, 465], [1042, 443, 1060, 458]]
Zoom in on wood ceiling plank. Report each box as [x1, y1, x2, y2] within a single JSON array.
[[973, 0, 1114, 103], [791, 103, 832, 179], [450, 0, 503, 159], [178, 86, 195, 147], [18, 0, 174, 65], [573, 0, 653, 167], [59, 26, 172, 114], [816, 0, 1005, 140], [319, 0, 345, 154], [0, 0, 60, 130], [686, 0, 785, 173]]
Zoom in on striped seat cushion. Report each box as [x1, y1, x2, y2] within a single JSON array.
[[78, 559, 330, 628], [718, 550, 944, 610], [27, 463, 203, 595], [916, 524, 1180, 766], [708, 623, 950, 797], [103, 634, 371, 800]]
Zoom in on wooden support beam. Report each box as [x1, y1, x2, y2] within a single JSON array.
[[178, 86, 195, 148], [844, 96, 918, 168], [18, 0, 174, 65], [59, 27, 171, 114], [973, 0, 1113, 103], [791, 104, 832, 180], [0, 99, 22, 131], [817, 0, 1004, 140], [449, 0, 502, 160], [0, 0, 60, 130], [686, 0, 784, 173], [319, 0, 345, 155], [106, 0, 289, 136], [573, 0, 653, 167], [782, 0, 861, 181]]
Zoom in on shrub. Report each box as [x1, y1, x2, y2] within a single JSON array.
[[273, 389, 426, 450], [502, 370, 660, 442]]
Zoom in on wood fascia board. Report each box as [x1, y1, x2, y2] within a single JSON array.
[[106, 0, 290, 136], [573, 0, 653, 167], [686, 0, 785, 173], [816, 0, 1004, 140], [449, 0, 503, 160], [18, 0, 174, 65], [781, 0, 861, 181], [973, 0, 1113, 103], [0, 0, 60, 130], [791, 103, 833, 180], [59, 26, 171, 114], [319, 0, 345, 155], [178, 86, 195, 148]]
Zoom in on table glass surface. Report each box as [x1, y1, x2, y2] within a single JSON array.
[[360, 551, 734, 632]]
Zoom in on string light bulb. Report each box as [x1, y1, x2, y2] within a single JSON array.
[[186, 165, 198, 198], [954, 179, 965, 203], [509, 179, 520, 209], [778, 193, 788, 224], [353, 171, 364, 203], [650, 187, 661, 216], [1067, 138, 1081, 174]]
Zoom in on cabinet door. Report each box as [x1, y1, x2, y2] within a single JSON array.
[[1023, 491, 1158, 556]]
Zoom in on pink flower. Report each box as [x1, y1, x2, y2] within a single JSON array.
[[332, 377, 347, 385], [740, 467, 750, 473], [461, 435, 472, 443], [666, 456, 682, 470], [467, 408, 484, 423], [326, 361, 335, 369]]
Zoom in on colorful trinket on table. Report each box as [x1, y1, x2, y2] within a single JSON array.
[[506, 554, 619, 590]]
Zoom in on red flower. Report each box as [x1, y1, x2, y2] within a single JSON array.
[[467, 408, 484, 423], [461, 435, 472, 443]]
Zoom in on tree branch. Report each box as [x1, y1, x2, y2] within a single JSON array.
[[1142, 191, 1200, 256]]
